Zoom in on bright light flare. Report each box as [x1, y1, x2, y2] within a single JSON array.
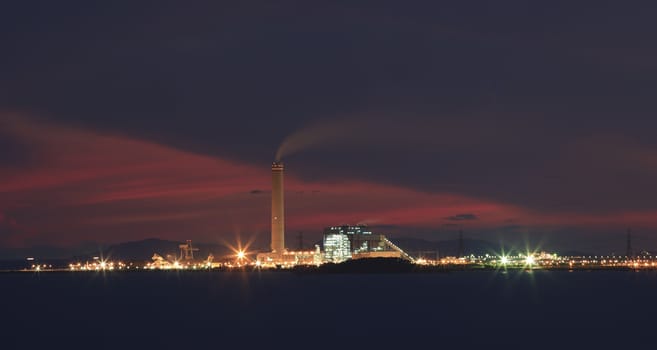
[[525, 255, 535, 265], [224, 236, 256, 263], [500, 256, 509, 264]]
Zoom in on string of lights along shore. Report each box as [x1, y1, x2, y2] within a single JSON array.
[[23, 160, 657, 273]]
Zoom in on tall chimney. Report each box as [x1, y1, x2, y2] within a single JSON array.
[[271, 162, 285, 253]]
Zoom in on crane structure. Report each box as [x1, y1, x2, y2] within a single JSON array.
[[179, 240, 199, 260]]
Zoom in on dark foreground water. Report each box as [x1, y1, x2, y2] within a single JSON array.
[[3, 270, 657, 348]]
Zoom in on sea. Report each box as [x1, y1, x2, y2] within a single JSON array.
[[3, 269, 657, 348]]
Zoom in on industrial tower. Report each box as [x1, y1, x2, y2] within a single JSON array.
[[271, 162, 285, 253]]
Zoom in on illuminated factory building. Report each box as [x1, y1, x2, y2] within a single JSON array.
[[323, 233, 351, 263], [257, 163, 412, 266], [323, 225, 414, 262]]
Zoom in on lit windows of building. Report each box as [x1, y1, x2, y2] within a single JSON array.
[[323, 225, 372, 236], [323, 234, 351, 263]]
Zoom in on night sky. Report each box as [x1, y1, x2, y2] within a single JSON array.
[[2, 1, 657, 254]]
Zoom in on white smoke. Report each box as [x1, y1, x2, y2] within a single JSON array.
[[274, 114, 517, 161]]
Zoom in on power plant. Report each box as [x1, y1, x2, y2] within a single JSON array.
[[23, 161, 656, 272], [257, 160, 412, 267]]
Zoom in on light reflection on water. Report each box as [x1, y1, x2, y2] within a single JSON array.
[[3, 270, 657, 347]]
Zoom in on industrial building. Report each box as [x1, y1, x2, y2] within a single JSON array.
[[257, 162, 413, 266], [323, 233, 351, 262], [324, 225, 384, 253], [323, 225, 414, 262]]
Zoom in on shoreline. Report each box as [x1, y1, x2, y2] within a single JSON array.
[[1, 265, 654, 274]]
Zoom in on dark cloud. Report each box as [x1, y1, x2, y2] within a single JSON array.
[[0, 119, 38, 169], [284, 115, 657, 215], [3, 2, 657, 167], [445, 214, 478, 221], [366, 224, 400, 230], [0, 210, 28, 246], [2, 2, 657, 251]]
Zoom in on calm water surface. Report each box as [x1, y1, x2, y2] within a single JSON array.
[[3, 270, 656, 348]]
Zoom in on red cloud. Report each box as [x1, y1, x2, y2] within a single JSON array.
[[1, 115, 656, 248]]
